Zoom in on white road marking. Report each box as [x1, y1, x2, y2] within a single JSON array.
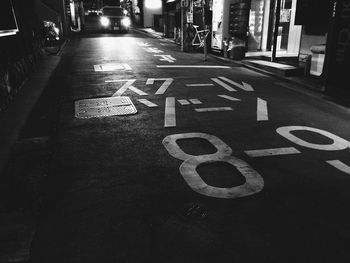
[[157, 65, 231, 69], [218, 77, 254, 91], [277, 126, 350, 151], [146, 78, 174, 95], [178, 99, 190, 105], [154, 54, 176, 63], [211, 78, 236, 92], [144, 47, 163, 53], [105, 79, 148, 96], [138, 99, 158, 107], [137, 42, 151, 47], [162, 133, 264, 199], [218, 95, 241, 101], [189, 99, 202, 104], [245, 147, 301, 157], [94, 63, 132, 72], [195, 107, 233, 112], [186, 84, 214, 87], [326, 160, 350, 174], [128, 86, 148, 96], [122, 63, 132, 70], [257, 98, 269, 121], [164, 97, 176, 127]]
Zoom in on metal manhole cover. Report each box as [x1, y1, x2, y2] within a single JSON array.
[[75, 96, 137, 119]]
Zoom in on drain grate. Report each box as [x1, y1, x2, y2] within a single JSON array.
[[75, 96, 137, 119]]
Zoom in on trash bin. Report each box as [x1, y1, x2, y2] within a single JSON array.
[[229, 37, 246, 60]]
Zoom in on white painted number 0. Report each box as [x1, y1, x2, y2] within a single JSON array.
[[162, 133, 264, 199]]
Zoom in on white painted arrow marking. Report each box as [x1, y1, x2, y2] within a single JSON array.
[[218, 76, 254, 91], [211, 78, 236, 92]]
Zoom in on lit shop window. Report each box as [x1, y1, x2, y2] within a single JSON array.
[[145, 0, 162, 9]]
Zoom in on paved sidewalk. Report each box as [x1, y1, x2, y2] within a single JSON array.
[[0, 54, 61, 263]]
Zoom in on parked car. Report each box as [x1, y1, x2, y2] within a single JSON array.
[[99, 6, 131, 33]]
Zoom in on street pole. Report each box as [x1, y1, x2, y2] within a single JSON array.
[[271, 0, 281, 62], [202, 2, 207, 61], [181, 0, 184, 52]]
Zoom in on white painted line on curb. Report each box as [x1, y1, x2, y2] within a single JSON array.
[[211, 78, 236, 92], [138, 99, 158, 107], [218, 95, 241, 101], [165, 97, 176, 127], [245, 147, 301, 157], [326, 160, 350, 174], [195, 107, 233, 112], [178, 99, 190, 105], [189, 99, 202, 104], [257, 98, 269, 121]]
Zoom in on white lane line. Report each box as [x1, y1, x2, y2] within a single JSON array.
[[245, 147, 301, 157], [326, 160, 350, 174], [165, 97, 176, 127], [186, 84, 214, 87], [257, 98, 268, 121], [218, 95, 241, 101], [157, 65, 231, 69], [138, 99, 158, 107], [146, 78, 174, 95], [218, 77, 254, 91], [178, 99, 190, 105], [195, 107, 233, 112], [144, 47, 163, 53], [189, 99, 202, 104], [211, 78, 236, 92]]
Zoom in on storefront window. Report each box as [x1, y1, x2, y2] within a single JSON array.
[[248, 0, 265, 51]]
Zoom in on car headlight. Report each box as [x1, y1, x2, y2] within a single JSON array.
[[121, 17, 131, 27], [100, 16, 110, 27]]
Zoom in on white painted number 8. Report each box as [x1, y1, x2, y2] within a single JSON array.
[[162, 133, 264, 199]]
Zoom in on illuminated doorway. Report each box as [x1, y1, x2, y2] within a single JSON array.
[[247, 0, 301, 57]]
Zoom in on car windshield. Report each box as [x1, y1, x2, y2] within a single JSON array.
[[102, 7, 123, 16]]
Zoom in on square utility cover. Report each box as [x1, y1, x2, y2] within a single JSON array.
[[75, 96, 137, 119]]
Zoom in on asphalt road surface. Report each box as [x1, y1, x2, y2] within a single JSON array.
[[29, 28, 350, 263]]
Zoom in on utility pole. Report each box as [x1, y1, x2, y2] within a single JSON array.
[[202, 1, 207, 61], [271, 0, 281, 62]]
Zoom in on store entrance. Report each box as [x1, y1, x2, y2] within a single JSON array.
[[247, 0, 301, 58]]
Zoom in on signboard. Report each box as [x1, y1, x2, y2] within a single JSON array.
[[0, 0, 18, 37], [211, 0, 224, 50], [324, 0, 350, 98]]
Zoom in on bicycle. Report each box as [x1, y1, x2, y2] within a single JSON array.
[[191, 25, 210, 48]]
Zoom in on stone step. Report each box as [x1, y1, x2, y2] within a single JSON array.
[[242, 59, 304, 77]]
